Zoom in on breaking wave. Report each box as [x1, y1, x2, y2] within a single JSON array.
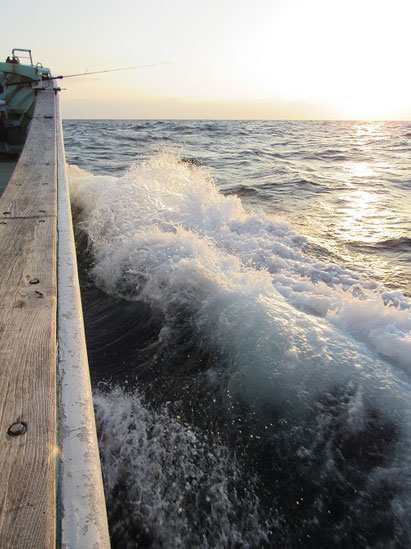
[[69, 153, 411, 547]]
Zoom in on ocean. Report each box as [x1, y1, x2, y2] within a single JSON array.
[[63, 120, 411, 548]]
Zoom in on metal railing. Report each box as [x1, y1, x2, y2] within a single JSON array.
[[11, 48, 33, 65]]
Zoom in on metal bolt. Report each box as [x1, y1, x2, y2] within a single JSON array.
[[29, 278, 39, 285], [39, 220, 45, 223], [7, 422, 27, 437], [39, 210, 46, 214]]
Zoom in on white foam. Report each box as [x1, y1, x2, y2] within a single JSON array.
[[94, 386, 272, 547], [69, 154, 411, 543], [68, 154, 411, 378]]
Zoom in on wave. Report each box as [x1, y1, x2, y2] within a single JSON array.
[[221, 184, 260, 197], [93, 380, 411, 548], [377, 237, 411, 252], [69, 153, 410, 373], [349, 237, 411, 257], [302, 149, 349, 162], [94, 386, 273, 548], [69, 154, 411, 546]]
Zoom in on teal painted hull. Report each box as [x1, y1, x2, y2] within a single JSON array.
[[0, 50, 51, 157]]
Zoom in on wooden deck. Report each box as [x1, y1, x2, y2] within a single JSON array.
[[0, 89, 57, 548]]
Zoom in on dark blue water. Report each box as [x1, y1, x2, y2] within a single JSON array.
[[64, 120, 411, 548]]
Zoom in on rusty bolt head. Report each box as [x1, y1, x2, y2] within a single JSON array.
[[7, 422, 27, 436]]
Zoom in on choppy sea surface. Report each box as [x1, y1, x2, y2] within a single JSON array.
[[63, 120, 411, 548]]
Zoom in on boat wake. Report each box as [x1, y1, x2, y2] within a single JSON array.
[[69, 153, 411, 547]]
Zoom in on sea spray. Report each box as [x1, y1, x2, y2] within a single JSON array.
[[94, 386, 275, 548], [69, 154, 411, 371], [69, 153, 411, 546]]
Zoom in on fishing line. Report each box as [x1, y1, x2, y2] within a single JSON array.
[[1, 62, 171, 89], [48, 62, 170, 81]]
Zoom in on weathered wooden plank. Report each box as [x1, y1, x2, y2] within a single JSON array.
[[0, 89, 57, 548]]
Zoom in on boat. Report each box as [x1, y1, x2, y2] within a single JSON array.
[[0, 49, 110, 548], [0, 49, 51, 156], [0, 49, 53, 194]]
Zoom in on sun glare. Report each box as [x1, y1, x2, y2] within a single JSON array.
[[225, 0, 411, 120], [9, 0, 410, 119]]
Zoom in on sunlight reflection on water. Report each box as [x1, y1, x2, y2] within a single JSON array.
[[63, 119, 411, 295], [337, 188, 389, 244]]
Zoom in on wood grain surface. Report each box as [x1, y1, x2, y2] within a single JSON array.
[[0, 89, 57, 548]]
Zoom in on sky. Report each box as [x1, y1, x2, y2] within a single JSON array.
[[2, 0, 411, 119]]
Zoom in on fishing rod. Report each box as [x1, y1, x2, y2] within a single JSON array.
[[2, 62, 168, 89], [47, 62, 168, 81]]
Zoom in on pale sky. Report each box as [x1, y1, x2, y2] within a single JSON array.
[[3, 0, 411, 119]]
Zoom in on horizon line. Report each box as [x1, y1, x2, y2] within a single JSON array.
[[62, 117, 411, 122]]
